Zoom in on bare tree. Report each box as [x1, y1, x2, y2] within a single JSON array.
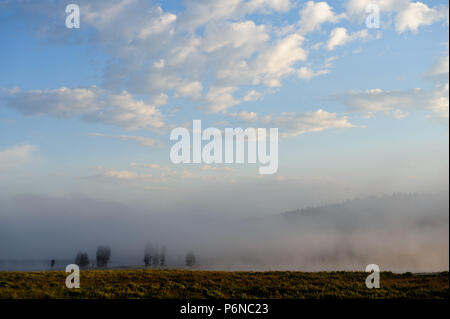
[[160, 246, 166, 267], [144, 242, 163, 267], [75, 252, 90, 269], [152, 246, 160, 266], [96, 246, 111, 268], [144, 243, 152, 267], [185, 251, 196, 267]]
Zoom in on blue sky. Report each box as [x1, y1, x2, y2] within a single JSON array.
[[0, 0, 448, 214]]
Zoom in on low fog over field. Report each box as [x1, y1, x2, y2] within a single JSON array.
[[1, 192, 448, 272]]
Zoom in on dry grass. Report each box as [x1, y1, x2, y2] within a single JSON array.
[[0, 270, 448, 299]]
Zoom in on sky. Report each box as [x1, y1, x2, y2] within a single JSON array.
[[0, 0, 449, 216]]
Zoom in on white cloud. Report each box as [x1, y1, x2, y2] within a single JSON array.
[[332, 53, 449, 119], [202, 20, 269, 53], [253, 34, 307, 87], [87, 132, 105, 137], [298, 1, 343, 34], [0, 144, 37, 169], [332, 86, 449, 119], [202, 165, 236, 172], [178, 0, 244, 31], [243, 90, 263, 102], [3, 87, 101, 117], [261, 109, 355, 137], [88, 133, 161, 147], [205, 86, 240, 113], [150, 93, 169, 106], [4, 1, 310, 115], [174, 81, 203, 98], [2, 87, 165, 131], [179, 0, 292, 31], [82, 2, 177, 50], [346, 0, 447, 34], [297, 66, 330, 79], [5, 0, 448, 133], [204, 33, 307, 112], [427, 83, 449, 119], [131, 163, 163, 170], [346, 0, 409, 17], [231, 111, 259, 121], [112, 135, 160, 147], [85, 91, 165, 131], [246, 0, 292, 13], [396, 2, 447, 33], [327, 27, 368, 50], [225, 108, 355, 137], [423, 55, 449, 83], [332, 52, 449, 119], [95, 166, 149, 181]]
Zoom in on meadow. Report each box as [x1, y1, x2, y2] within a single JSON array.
[[0, 270, 448, 299]]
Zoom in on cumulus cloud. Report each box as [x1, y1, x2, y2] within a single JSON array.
[[87, 91, 165, 130], [231, 111, 259, 121], [0, 144, 37, 169], [202, 165, 236, 172], [88, 133, 161, 147], [131, 162, 163, 170], [346, 0, 447, 33], [202, 20, 269, 54], [261, 109, 355, 137], [423, 55, 449, 83], [2, 87, 165, 131], [332, 86, 449, 119], [243, 90, 263, 102], [226, 109, 355, 137], [49, 1, 307, 112], [178, 0, 244, 31], [298, 1, 343, 34], [3, 0, 448, 135], [112, 136, 160, 147], [327, 27, 368, 50], [246, 0, 292, 13], [205, 86, 240, 113], [174, 81, 203, 99], [396, 2, 447, 33], [179, 0, 292, 30], [332, 52, 449, 119], [346, 0, 409, 17], [297, 66, 330, 80], [98, 168, 143, 180], [2, 87, 101, 117], [253, 34, 307, 87]]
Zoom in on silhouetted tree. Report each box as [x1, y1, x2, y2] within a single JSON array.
[[96, 246, 111, 268], [185, 251, 196, 267], [160, 246, 166, 267], [75, 252, 90, 269], [144, 243, 152, 267], [144, 242, 162, 267], [50, 259, 55, 270], [152, 246, 160, 266]]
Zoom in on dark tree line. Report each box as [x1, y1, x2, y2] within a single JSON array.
[[71, 244, 197, 269], [143, 243, 196, 268], [73, 246, 111, 269], [144, 243, 166, 267], [75, 252, 90, 268]]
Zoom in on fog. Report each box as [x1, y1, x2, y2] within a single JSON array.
[[0, 192, 448, 273]]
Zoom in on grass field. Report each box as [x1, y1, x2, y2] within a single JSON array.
[[0, 270, 448, 299]]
